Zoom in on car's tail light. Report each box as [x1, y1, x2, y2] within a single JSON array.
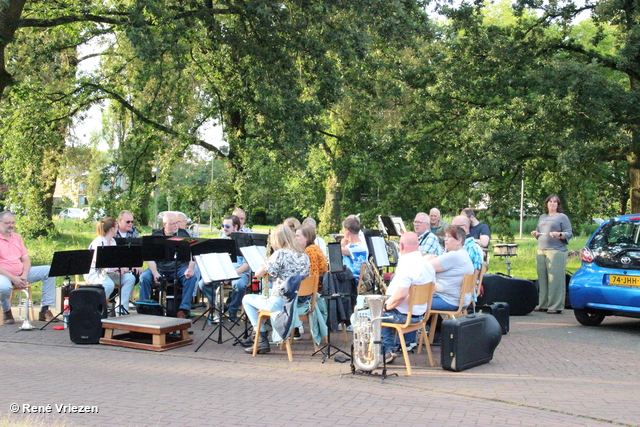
[[581, 247, 594, 263]]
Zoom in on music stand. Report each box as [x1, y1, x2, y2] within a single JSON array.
[[312, 244, 352, 363], [40, 249, 93, 330], [193, 239, 249, 351], [230, 232, 268, 248], [378, 216, 400, 237], [141, 236, 192, 316], [96, 245, 143, 316]]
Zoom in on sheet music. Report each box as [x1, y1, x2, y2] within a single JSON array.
[[195, 253, 240, 282], [240, 245, 266, 272], [370, 236, 390, 267], [391, 216, 407, 235]]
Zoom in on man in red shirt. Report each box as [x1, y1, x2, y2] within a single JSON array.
[[0, 211, 56, 324]]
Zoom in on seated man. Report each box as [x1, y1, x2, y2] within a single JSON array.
[[233, 208, 252, 233], [381, 232, 435, 363], [176, 212, 198, 238], [461, 208, 491, 250], [114, 210, 142, 306], [199, 215, 250, 322], [115, 210, 140, 239], [429, 225, 475, 311], [0, 211, 57, 323], [139, 212, 199, 319], [429, 208, 449, 245], [340, 216, 368, 284], [414, 212, 443, 256]]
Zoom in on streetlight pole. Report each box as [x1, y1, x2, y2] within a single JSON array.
[[153, 164, 159, 229]]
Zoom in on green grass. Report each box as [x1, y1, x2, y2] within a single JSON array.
[[487, 236, 587, 280]]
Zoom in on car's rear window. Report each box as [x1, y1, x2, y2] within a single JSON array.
[[590, 220, 640, 269]]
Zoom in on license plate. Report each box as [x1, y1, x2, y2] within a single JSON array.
[[608, 275, 640, 288]]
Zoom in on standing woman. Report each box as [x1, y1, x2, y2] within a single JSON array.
[[241, 224, 310, 353], [531, 195, 573, 314], [85, 217, 136, 311]]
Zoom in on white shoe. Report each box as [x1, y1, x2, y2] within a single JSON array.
[[385, 351, 396, 364], [345, 325, 353, 332]]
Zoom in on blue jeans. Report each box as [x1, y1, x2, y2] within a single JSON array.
[[381, 309, 423, 353], [431, 294, 459, 311], [199, 273, 249, 319], [242, 294, 284, 328], [0, 265, 56, 312], [140, 266, 199, 311]]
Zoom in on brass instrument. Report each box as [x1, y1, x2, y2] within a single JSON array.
[[262, 230, 272, 297], [358, 257, 388, 295], [352, 295, 387, 372], [18, 289, 35, 331]]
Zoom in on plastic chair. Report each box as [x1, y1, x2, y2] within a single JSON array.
[[426, 273, 477, 344], [381, 282, 436, 375], [252, 275, 319, 361]]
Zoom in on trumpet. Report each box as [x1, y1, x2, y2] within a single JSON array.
[[18, 289, 35, 331]]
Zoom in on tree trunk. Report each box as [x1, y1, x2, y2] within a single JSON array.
[[0, 0, 27, 98], [318, 174, 343, 235]]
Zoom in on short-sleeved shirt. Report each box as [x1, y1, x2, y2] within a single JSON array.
[[264, 248, 310, 297], [305, 244, 328, 277], [220, 234, 249, 276], [0, 232, 28, 276], [386, 251, 436, 315], [469, 222, 491, 243], [435, 249, 474, 307], [343, 241, 368, 282], [418, 230, 443, 256], [463, 237, 483, 271]]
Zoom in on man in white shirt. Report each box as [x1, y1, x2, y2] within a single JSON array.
[[381, 232, 435, 363]]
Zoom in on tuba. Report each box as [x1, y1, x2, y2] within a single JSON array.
[[18, 289, 35, 330], [352, 295, 387, 372]]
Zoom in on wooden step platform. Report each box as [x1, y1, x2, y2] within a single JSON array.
[[100, 314, 193, 351]]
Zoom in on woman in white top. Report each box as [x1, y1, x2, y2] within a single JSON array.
[[85, 217, 136, 313], [241, 224, 310, 353], [429, 225, 474, 311]]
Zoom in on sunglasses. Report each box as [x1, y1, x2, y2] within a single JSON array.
[[221, 224, 231, 229], [125, 221, 134, 224]]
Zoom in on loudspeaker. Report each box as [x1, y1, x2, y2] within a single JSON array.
[[69, 286, 107, 344]]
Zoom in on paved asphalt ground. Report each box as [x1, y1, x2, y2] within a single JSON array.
[[1, 305, 640, 427]]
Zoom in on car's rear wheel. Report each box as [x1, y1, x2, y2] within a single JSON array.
[[574, 309, 606, 326]]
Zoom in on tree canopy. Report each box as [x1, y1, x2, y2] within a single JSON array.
[[1, 0, 639, 237]]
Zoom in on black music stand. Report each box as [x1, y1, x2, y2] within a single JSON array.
[[190, 237, 239, 326], [378, 216, 400, 237], [141, 236, 192, 316], [312, 244, 352, 363], [230, 232, 268, 248], [96, 245, 143, 316], [193, 239, 249, 351], [40, 249, 93, 330]]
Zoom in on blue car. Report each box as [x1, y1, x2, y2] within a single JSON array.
[[569, 214, 640, 326]]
